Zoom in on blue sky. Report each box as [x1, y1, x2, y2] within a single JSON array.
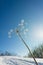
[[0, 0, 43, 56]]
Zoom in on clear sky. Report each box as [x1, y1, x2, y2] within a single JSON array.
[[0, 0, 43, 56]]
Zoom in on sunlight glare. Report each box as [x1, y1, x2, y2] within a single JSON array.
[[35, 28, 43, 40]]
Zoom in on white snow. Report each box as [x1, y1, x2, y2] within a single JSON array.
[[0, 56, 43, 65]]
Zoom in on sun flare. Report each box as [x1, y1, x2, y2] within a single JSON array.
[[38, 30, 43, 38], [35, 28, 43, 40]]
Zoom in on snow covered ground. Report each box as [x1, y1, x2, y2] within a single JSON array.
[[0, 56, 43, 65]]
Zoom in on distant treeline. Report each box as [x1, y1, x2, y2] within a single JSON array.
[[28, 44, 43, 58], [0, 51, 11, 56], [0, 51, 18, 56]]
